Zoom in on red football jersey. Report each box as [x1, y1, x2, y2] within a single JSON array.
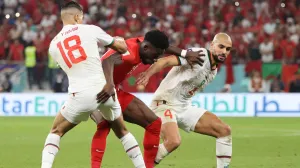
[[101, 37, 144, 85]]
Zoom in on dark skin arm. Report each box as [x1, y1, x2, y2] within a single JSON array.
[[165, 45, 205, 66], [97, 52, 123, 103]]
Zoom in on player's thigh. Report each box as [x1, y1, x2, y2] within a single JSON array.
[[119, 92, 158, 128], [193, 111, 231, 138]]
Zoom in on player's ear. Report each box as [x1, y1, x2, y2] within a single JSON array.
[[74, 15, 78, 23], [142, 42, 149, 51], [210, 42, 215, 51], [74, 14, 81, 23]]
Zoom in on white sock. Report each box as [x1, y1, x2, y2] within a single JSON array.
[[120, 132, 145, 168], [41, 133, 61, 168], [216, 135, 232, 168], [154, 143, 169, 164]]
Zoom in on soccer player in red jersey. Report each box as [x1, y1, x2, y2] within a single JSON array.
[[91, 30, 204, 168]]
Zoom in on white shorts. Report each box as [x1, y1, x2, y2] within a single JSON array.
[[61, 86, 121, 124], [150, 101, 206, 132]]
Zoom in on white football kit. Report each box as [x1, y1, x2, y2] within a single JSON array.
[[49, 24, 121, 124], [150, 47, 217, 132]]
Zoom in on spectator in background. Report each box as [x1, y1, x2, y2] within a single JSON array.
[[290, 26, 299, 46], [286, 17, 297, 34], [270, 75, 285, 92], [281, 34, 297, 64], [40, 12, 57, 28], [53, 69, 67, 93], [272, 32, 284, 60], [22, 24, 37, 46], [24, 42, 37, 90], [220, 84, 232, 93], [259, 35, 274, 62], [263, 17, 277, 35], [247, 36, 261, 61], [289, 71, 300, 92], [185, 37, 200, 49], [0, 73, 12, 92], [9, 25, 22, 41], [0, 41, 7, 60], [48, 52, 59, 89], [7, 39, 24, 63], [248, 70, 266, 92], [3, 0, 18, 16]]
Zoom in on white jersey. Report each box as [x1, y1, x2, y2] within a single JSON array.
[[49, 24, 114, 93], [152, 48, 217, 105]]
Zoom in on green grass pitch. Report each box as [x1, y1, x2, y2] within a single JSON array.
[[0, 117, 299, 168]]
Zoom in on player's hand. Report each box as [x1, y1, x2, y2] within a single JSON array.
[[114, 36, 127, 51], [96, 83, 116, 104], [185, 50, 205, 67], [136, 72, 150, 86]]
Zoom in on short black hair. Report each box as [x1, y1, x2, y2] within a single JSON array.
[[144, 30, 169, 49], [61, 1, 83, 11]]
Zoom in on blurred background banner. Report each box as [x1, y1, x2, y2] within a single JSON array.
[[1, 93, 299, 117]]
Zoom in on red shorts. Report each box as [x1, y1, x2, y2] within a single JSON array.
[[116, 89, 135, 112]]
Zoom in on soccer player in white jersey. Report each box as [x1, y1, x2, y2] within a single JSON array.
[[137, 33, 233, 168], [42, 1, 146, 168]]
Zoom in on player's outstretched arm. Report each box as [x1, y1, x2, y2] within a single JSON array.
[[97, 53, 123, 103], [136, 55, 180, 86], [107, 37, 128, 54]]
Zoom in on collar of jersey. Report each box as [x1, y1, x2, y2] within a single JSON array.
[[207, 49, 217, 71]]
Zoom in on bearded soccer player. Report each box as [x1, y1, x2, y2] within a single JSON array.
[[137, 33, 233, 168], [90, 30, 204, 168]]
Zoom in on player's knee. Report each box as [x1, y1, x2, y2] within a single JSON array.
[[219, 124, 231, 138]]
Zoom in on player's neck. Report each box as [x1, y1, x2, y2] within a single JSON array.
[[62, 21, 77, 26]]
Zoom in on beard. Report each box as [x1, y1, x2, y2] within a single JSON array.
[[213, 54, 226, 63]]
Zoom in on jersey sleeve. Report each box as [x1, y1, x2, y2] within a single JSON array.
[[91, 25, 114, 46]]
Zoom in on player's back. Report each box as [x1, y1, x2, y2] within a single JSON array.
[[49, 24, 112, 93], [152, 48, 217, 105]]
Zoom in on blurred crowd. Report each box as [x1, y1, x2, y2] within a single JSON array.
[[0, 0, 299, 93]]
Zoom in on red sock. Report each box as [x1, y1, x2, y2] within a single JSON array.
[[91, 121, 111, 168], [143, 118, 162, 168]]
